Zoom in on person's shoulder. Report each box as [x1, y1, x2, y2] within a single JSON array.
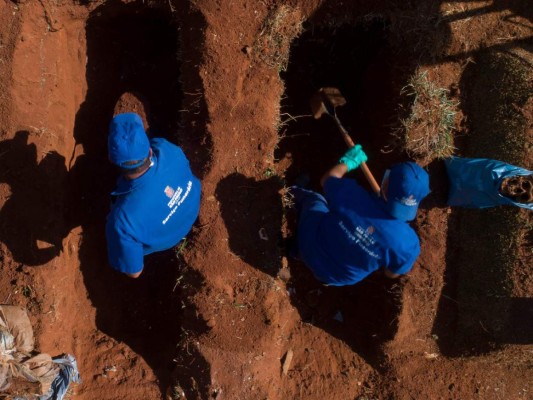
[[325, 176, 365, 195], [391, 220, 420, 249], [151, 137, 176, 149], [106, 205, 142, 245], [106, 204, 126, 230], [105, 208, 122, 240], [151, 138, 186, 158]]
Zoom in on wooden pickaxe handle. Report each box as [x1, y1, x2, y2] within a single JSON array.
[[333, 116, 381, 196]]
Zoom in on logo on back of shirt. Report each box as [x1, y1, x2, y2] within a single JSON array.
[[338, 221, 379, 259], [164, 186, 175, 199], [162, 181, 193, 225]]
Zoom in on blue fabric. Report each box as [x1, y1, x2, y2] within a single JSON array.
[[293, 177, 420, 286], [385, 162, 430, 221], [445, 156, 532, 209], [106, 138, 201, 274], [37, 354, 81, 400], [108, 113, 150, 168]]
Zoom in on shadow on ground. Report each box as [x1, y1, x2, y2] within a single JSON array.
[[434, 48, 532, 356], [216, 173, 284, 277], [273, 13, 417, 369], [0, 131, 68, 266]]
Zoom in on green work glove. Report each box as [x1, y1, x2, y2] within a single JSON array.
[[339, 145, 368, 172]]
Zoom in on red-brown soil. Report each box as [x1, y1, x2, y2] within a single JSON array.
[[0, 1, 531, 399]]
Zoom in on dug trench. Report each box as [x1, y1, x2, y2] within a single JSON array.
[[0, 1, 210, 398], [434, 49, 533, 356], [68, 1, 211, 396], [276, 10, 531, 378], [274, 18, 417, 367]]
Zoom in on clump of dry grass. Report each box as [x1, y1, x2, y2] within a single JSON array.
[[253, 5, 303, 71], [394, 70, 459, 161]]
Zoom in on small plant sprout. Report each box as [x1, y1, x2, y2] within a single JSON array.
[[175, 239, 188, 256], [264, 167, 277, 178]]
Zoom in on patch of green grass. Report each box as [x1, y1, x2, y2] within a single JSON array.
[[396, 69, 458, 161], [264, 167, 276, 178]]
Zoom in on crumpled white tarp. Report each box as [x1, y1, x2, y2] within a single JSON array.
[[0, 305, 80, 399]]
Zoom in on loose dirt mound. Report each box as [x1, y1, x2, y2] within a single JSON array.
[[0, 1, 531, 399]]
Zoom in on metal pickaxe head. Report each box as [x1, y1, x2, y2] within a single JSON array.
[[310, 87, 347, 119], [308, 86, 381, 196]]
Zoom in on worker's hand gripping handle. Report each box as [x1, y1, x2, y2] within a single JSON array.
[[334, 117, 381, 196]]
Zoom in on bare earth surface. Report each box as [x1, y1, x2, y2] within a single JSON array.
[[0, 1, 531, 399]]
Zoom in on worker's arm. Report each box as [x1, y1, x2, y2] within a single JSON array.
[[321, 145, 367, 188], [383, 237, 420, 279], [125, 269, 143, 279], [321, 163, 348, 188], [106, 220, 144, 279], [383, 268, 400, 279]]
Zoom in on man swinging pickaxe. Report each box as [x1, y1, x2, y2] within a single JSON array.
[[288, 87, 430, 285]]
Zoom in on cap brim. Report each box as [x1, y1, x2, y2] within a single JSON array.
[[118, 157, 148, 170], [386, 200, 418, 222]]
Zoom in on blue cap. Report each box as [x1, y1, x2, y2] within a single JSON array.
[[385, 162, 430, 221], [108, 113, 150, 169]]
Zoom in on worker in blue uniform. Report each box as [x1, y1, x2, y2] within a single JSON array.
[[106, 113, 201, 278], [291, 145, 430, 286]]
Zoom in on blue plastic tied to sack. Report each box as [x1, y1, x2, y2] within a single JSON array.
[[30, 354, 81, 400], [445, 156, 533, 210]]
